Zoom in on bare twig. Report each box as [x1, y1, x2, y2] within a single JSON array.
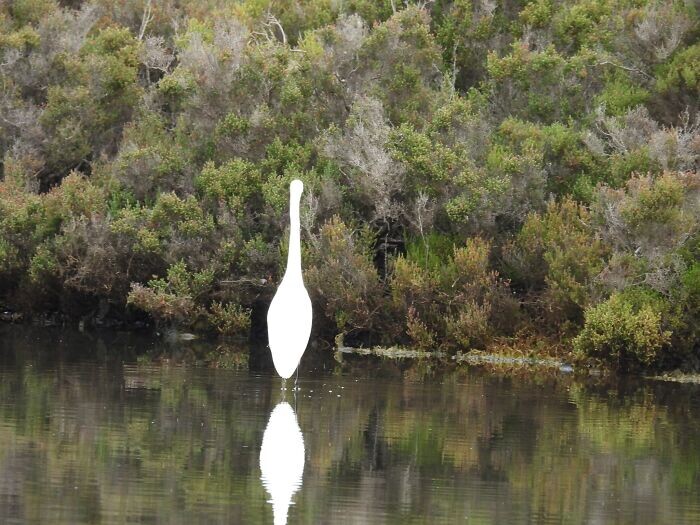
[[265, 13, 287, 45], [593, 60, 653, 81], [138, 0, 153, 41]]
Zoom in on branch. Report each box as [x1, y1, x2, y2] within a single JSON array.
[[138, 0, 153, 41], [593, 60, 653, 81], [265, 14, 286, 46]]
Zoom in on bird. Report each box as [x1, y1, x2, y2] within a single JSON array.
[[260, 401, 305, 525], [266, 179, 313, 380]]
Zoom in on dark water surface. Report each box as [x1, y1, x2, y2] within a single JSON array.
[[0, 326, 699, 524]]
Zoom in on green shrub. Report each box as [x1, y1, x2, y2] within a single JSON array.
[[37, 26, 141, 181], [197, 159, 263, 213], [574, 292, 671, 368], [497, 118, 600, 197], [609, 148, 661, 186], [655, 43, 700, 112], [552, 0, 612, 51], [597, 73, 650, 116], [127, 261, 214, 326], [111, 114, 192, 201], [392, 237, 509, 351], [519, 0, 554, 29], [486, 43, 596, 122], [670, 263, 700, 362], [9, 0, 56, 26], [208, 301, 252, 337], [433, 0, 499, 90], [305, 216, 384, 341], [111, 193, 216, 259], [356, 7, 442, 124], [681, 263, 700, 300], [404, 233, 456, 272], [503, 198, 607, 322]]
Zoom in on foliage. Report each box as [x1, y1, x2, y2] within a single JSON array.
[[574, 290, 671, 368], [0, 0, 698, 369], [305, 216, 384, 342], [503, 198, 607, 323], [207, 301, 252, 337], [655, 43, 700, 117], [392, 237, 514, 351], [593, 171, 699, 297]]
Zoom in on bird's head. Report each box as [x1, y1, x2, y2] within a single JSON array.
[[290, 179, 304, 198]]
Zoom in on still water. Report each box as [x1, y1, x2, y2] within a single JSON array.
[[0, 326, 699, 524]]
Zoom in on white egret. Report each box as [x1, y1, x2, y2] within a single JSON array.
[[260, 402, 305, 525], [267, 179, 312, 380]]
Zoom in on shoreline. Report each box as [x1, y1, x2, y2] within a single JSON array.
[[2, 316, 698, 381]]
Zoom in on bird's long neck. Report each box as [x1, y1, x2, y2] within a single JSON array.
[[285, 189, 302, 281]]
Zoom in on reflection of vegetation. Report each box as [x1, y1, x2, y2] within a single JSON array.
[[0, 327, 699, 523], [202, 344, 250, 369]]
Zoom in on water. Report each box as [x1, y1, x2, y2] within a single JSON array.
[[0, 326, 699, 524]]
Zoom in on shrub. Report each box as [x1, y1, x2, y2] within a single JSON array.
[[110, 192, 217, 269], [387, 98, 512, 232], [594, 171, 699, 296], [405, 305, 436, 350], [502, 197, 607, 322], [446, 301, 492, 350], [355, 7, 442, 125], [305, 216, 384, 342], [681, 263, 700, 300], [496, 118, 600, 198], [655, 43, 700, 116], [404, 233, 457, 273], [9, 0, 56, 26], [574, 291, 671, 368], [197, 158, 263, 214], [585, 106, 698, 184], [208, 301, 251, 337], [34, 217, 123, 300], [393, 236, 510, 351], [321, 96, 404, 224], [597, 73, 650, 116], [486, 42, 597, 123], [127, 261, 214, 326], [433, 0, 501, 90], [36, 25, 141, 184], [111, 114, 192, 201]]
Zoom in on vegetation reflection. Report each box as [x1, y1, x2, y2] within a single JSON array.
[[0, 328, 698, 523]]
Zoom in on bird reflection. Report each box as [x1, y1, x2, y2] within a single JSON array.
[[260, 402, 305, 525]]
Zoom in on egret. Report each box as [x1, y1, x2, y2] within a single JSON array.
[[267, 179, 312, 380]]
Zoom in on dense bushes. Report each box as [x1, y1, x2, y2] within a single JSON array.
[[0, 0, 698, 370], [392, 237, 517, 350], [573, 290, 671, 368], [305, 216, 384, 342], [503, 197, 607, 324]]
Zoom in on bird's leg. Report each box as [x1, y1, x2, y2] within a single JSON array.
[[281, 377, 287, 391], [293, 377, 298, 411]]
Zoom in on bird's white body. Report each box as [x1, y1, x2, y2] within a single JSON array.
[[267, 179, 312, 379], [260, 402, 305, 525]]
